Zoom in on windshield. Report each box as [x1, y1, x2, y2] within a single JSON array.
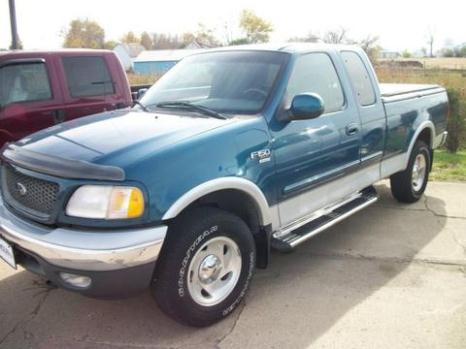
[[140, 51, 288, 115]]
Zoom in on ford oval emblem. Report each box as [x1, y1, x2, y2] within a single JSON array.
[[15, 182, 27, 196]]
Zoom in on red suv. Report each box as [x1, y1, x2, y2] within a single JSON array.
[[0, 50, 132, 146]]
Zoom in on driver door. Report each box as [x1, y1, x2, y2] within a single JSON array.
[[270, 52, 362, 227]]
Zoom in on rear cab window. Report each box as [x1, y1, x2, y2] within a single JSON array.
[[0, 61, 52, 107], [286, 53, 345, 113], [341, 51, 376, 106], [62, 56, 114, 98]]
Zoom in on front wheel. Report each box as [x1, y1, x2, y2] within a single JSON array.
[[390, 140, 431, 203], [152, 207, 256, 327]]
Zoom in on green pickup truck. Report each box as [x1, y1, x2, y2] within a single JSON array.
[[0, 44, 448, 326]]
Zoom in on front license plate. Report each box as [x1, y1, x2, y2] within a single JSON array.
[[0, 236, 16, 269]]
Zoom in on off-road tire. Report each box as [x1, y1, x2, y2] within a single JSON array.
[[390, 140, 431, 203], [152, 207, 256, 327]]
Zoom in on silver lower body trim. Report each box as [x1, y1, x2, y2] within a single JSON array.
[[276, 162, 381, 228], [0, 196, 167, 271], [274, 191, 366, 239]]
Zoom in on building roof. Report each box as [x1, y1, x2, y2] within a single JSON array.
[[134, 49, 204, 63], [115, 43, 145, 58]]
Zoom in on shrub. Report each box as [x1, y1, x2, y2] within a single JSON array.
[[446, 89, 466, 153]]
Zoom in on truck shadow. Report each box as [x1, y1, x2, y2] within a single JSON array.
[[0, 183, 448, 349]]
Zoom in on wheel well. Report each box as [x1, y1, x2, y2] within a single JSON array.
[[176, 189, 270, 268], [416, 127, 434, 171], [417, 127, 432, 149]]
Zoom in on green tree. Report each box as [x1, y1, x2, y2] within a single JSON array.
[[446, 89, 466, 153], [140, 31, 153, 49], [460, 45, 466, 57], [229, 38, 250, 46], [103, 40, 118, 50], [401, 49, 412, 58], [121, 31, 139, 44], [239, 9, 273, 43], [63, 19, 105, 49]]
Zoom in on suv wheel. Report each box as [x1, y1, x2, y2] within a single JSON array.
[[152, 207, 256, 327]]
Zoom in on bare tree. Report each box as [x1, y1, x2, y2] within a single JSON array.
[[426, 27, 435, 57], [151, 33, 183, 49], [358, 35, 381, 63], [288, 32, 320, 43], [322, 27, 347, 44]]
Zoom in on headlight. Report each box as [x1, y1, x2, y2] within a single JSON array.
[[66, 185, 144, 219]]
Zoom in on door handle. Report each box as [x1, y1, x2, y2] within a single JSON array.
[[52, 109, 66, 124], [345, 124, 360, 136]]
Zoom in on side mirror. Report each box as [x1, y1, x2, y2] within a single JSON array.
[[289, 93, 325, 120], [137, 88, 148, 100]]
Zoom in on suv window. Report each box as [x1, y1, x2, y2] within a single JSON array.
[[286, 53, 344, 113], [341, 51, 376, 106], [0, 62, 52, 107], [62, 56, 114, 98]]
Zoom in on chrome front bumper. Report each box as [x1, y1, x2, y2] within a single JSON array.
[[0, 196, 167, 272]]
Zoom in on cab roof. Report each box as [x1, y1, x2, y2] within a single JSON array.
[[204, 43, 363, 55], [0, 48, 113, 59]]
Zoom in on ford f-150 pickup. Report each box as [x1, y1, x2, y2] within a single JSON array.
[[0, 44, 448, 326]]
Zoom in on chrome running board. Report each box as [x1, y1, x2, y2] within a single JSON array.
[[271, 187, 378, 252]]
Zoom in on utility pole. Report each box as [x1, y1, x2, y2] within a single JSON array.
[[9, 0, 20, 49]]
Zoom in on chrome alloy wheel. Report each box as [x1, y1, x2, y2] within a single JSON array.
[[411, 153, 427, 192], [187, 236, 242, 306]]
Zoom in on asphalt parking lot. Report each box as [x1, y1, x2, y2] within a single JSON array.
[[1, 181, 465, 349]]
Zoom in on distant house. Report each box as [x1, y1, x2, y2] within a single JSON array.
[[379, 51, 401, 59], [133, 49, 203, 75], [113, 43, 145, 71]]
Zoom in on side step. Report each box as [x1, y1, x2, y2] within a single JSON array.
[[271, 187, 378, 252]]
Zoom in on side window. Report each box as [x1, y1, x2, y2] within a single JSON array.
[[0, 62, 52, 107], [341, 51, 376, 106], [286, 53, 344, 113], [62, 56, 115, 98]]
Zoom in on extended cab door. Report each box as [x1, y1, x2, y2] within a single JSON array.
[[340, 51, 386, 167], [270, 52, 362, 227], [58, 55, 117, 120], [0, 58, 64, 146]]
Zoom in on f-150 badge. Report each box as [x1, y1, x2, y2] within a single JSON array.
[[250, 149, 271, 163]]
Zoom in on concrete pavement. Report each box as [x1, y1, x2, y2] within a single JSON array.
[[1, 181, 465, 349]]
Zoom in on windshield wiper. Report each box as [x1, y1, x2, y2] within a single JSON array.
[[155, 101, 227, 120], [133, 100, 149, 112]]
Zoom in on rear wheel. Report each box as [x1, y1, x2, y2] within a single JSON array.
[[390, 140, 431, 203], [152, 207, 256, 327]]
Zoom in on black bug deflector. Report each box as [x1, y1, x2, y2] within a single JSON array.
[[1, 144, 125, 181]]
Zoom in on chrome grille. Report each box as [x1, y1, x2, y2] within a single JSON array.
[[2, 165, 59, 217]]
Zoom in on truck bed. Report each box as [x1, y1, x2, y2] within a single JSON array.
[[380, 83, 445, 102]]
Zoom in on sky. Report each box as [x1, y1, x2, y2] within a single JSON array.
[[1, 0, 465, 52]]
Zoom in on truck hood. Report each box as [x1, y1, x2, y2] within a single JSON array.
[[17, 109, 232, 164]]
